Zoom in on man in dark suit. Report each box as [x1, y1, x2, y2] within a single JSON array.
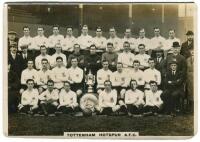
[[8, 31, 19, 52], [180, 31, 194, 59], [161, 61, 185, 116], [8, 43, 24, 78], [20, 45, 34, 70]]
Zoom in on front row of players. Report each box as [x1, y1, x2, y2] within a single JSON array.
[[19, 78, 179, 117]]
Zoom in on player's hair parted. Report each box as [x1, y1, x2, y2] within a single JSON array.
[[130, 79, 138, 87], [47, 79, 54, 85], [149, 80, 158, 85], [23, 26, 30, 30], [133, 60, 140, 65], [41, 58, 48, 63], [56, 56, 63, 61], [104, 80, 112, 86], [26, 79, 34, 84], [107, 42, 114, 46]]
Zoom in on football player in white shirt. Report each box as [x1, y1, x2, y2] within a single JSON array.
[[98, 80, 120, 115], [77, 25, 93, 52], [130, 60, 145, 90], [122, 28, 137, 52], [18, 26, 34, 52], [144, 58, 161, 87], [111, 62, 129, 99], [118, 41, 135, 72], [35, 45, 51, 70], [97, 60, 112, 90], [57, 81, 79, 114], [18, 79, 39, 114], [135, 28, 151, 53], [48, 25, 64, 55], [107, 27, 122, 52], [39, 80, 59, 116], [37, 58, 52, 93], [33, 27, 48, 57], [92, 26, 107, 53], [67, 57, 84, 98], [134, 44, 150, 70], [143, 81, 163, 116], [21, 59, 38, 88], [50, 43, 67, 68], [61, 26, 76, 56], [165, 29, 181, 54], [125, 80, 145, 116], [51, 57, 68, 89]]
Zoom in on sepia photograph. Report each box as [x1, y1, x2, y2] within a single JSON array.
[[4, 1, 197, 138]]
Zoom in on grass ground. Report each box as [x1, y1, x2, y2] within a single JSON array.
[[8, 113, 194, 136]]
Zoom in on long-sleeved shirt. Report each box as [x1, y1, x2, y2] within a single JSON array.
[[134, 54, 150, 68], [93, 36, 107, 50], [122, 37, 137, 51], [18, 36, 34, 51], [97, 69, 112, 88], [107, 37, 122, 52], [50, 53, 67, 67], [61, 36, 76, 52], [150, 36, 166, 50], [21, 89, 39, 106], [67, 67, 83, 83], [48, 34, 64, 48], [125, 89, 145, 106], [33, 35, 48, 50], [35, 54, 52, 70], [101, 52, 118, 66], [39, 89, 59, 105], [99, 89, 117, 108], [135, 37, 151, 52], [118, 51, 135, 67], [37, 69, 52, 88], [111, 70, 129, 87], [144, 90, 163, 108], [130, 69, 145, 86], [77, 34, 93, 50], [21, 68, 38, 85], [59, 89, 77, 107], [165, 37, 181, 51], [144, 68, 161, 85]]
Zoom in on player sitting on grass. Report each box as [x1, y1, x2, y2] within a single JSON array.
[[143, 80, 163, 116], [98, 80, 121, 115], [124, 80, 145, 117], [18, 79, 39, 115], [57, 81, 79, 114], [39, 79, 59, 116]]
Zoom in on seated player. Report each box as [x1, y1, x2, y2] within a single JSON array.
[[51, 56, 68, 89], [134, 44, 150, 70], [57, 81, 78, 114], [98, 80, 120, 115], [35, 45, 51, 70], [20, 59, 38, 89], [143, 81, 163, 116], [50, 43, 67, 68], [110, 62, 129, 100], [67, 57, 83, 97], [37, 58, 52, 93], [162, 61, 184, 117], [80, 93, 99, 117], [39, 80, 59, 116], [18, 79, 39, 115], [96, 60, 113, 91], [125, 80, 145, 116], [130, 60, 145, 91]]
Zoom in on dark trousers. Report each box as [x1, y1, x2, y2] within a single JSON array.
[[40, 103, 57, 114], [127, 104, 142, 114], [48, 48, 56, 55], [113, 86, 126, 100], [101, 107, 113, 115], [19, 105, 38, 114], [143, 105, 160, 113], [8, 90, 19, 113], [58, 106, 79, 114]]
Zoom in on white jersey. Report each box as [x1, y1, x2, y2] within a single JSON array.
[[21, 68, 38, 85], [18, 36, 34, 51], [59, 89, 78, 107], [107, 37, 122, 52], [67, 67, 83, 84], [35, 54, 52, 70], [125, 89, 145, 106], [50, 53, 67, 67], [21, 89, 39, 106], [135, 37, 151, 52], [118, 51, 135, 68], [61, 36, 76, 52], [144, 68, 161, 85], [111, 70, 129, 87], [39, 89, 59, 106], [97, 69, 113, 88], [77, 34, 93, 50], [130, 69, 145, 86], [134, 53, 150, 68], [37, 69, 52, 88], [33, 35, 48, 50], [145, 90, 163, 108], [93, 36, 107, 50], [150, 36, 166, 50], [122, 37, 137, 51], [48, 34, 64, 48], [99, 89, 117, 108], [165, 37, 181, 51]]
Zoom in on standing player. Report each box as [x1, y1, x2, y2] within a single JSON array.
[[122, 28, 137, 52], [107, 27, 122, 52], [58, 81, 79, 114], [61, 26, 76, 57], [39, 80, 59, 116], [18, 79, 39, 115], [48, 25, 64, 55], [125, 80, 145, 116]]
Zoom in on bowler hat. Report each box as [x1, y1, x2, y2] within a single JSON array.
[[186, 30, 194, 35]]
